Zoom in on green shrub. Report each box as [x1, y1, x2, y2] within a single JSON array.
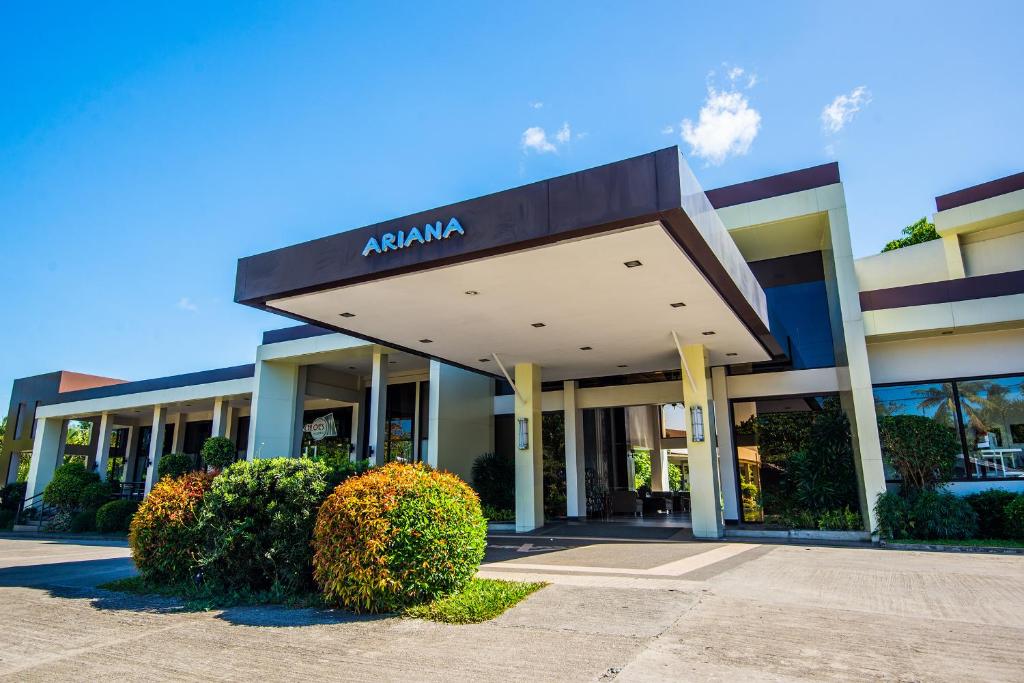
[[129, 471, 213, 584], [471, 452, 514, 511], [818, 507, 862, 531], [158, 453, 194, 480], [964, 489, 1018, 539], [80, 481, 114, 510], [315, 453, 370, 490], [0, 510, 15, 530], [481, 504, 514, 521], [909, 491, 978, 540], [196, 458, 329, 594], [200, 437, 236, 470], [1006, 496, 1024, 540], [43, 461, 100, 510], [877, 415, 961, 493], [313, 462, 487, 613], [874, 492, 912, 540], [95, 499, 140, 533], [70, 508, 98, 533], [0, 482, 26, 512]]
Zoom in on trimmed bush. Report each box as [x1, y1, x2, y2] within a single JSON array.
[[0, 509, 14, 530], [158, 453, 194, 480], [196, 458, 329, 593], [965, 489, 1018, 539], [471, 452, 514, 511], [80, 481, 114, 510], [200, 437, 236, 470], [910, 491, 978, 539], [874, 492, 912, 540], [70, 508, 98, 533], [313, 462, 487, 613], [96, 499, 140, 533], [129, 471, 214, 584], [1006, 496, 1024, 540], [43, 461, 100, 510], [0, 482, 26, 512]]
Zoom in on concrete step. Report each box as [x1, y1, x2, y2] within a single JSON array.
[[13, 524, 43, 533]]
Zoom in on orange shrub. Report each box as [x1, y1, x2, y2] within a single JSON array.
[[128, 471, 213, 584], [312, 462, 486, 613]]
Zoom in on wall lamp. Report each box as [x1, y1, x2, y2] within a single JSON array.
[[690, 405, 705, 443], [517, 417, 529, 450]]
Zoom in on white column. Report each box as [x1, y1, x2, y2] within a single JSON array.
[[412, 381, 422, 462], [712, 367, 739, 522], [144, 406, 168, 493], [171, 413, 187, 454], [6, 452, 21, 485], [249, 359, 303, 459], [563, 380, 587, 518], [680, 344, 724, 539], [514, 363, 544, 532], [291, 366, 308, 458], [94, 412, 115, 482], [426, 360, 493, 483], [368, 348, 388, 466], [25, 417, 65, 500], [647, 405, 669, 491], [349, 401, 361, 462], [122, 425, 136, 481], [211, 398, 230, 438]]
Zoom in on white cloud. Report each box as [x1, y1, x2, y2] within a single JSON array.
[[680, 86, 762, 166], [575, 131, 588, 140], [661, 124, 675, 135], [529, 101, 544, 109], [822, 86, 871, 134], [727, 66, 745, 82], [746, 73, 758, 89], [521, 126, 557, 153], [555, 122, 571, 144], [176, 297, 198, 312]]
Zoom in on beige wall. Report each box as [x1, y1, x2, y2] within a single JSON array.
[[867, 327, 1024, 385], [962, 221, 1024, 277], [854, 239, 948, 290]]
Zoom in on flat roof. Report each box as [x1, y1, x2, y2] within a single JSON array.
[[41, 364, 255, 406], [236, 147, 784, 380], [935, 171, 1024, 212]]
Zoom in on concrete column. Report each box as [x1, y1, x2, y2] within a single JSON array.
[[144, 406, 168, 493], [680, 344, 724, 539], [712, 366, 739, 522], [563, 380, 586, 518], [291, 366, 308, 458], [368, 348, 388, 466], [647, 405, 669, 492], [94, 412, 115, 482], [171, 413, 187, 454], [942, 233, 966, 279], [349, 401, 361, 462], [248, 359, 303, 459], [121, 425, 137, 481], [514, 363, 544, 532], [412, 381, 422, 462], [6, 452, 21, 485], [211, 398, 230, 438], [426, 360, 494, 483], [25, 417, 65, 500]]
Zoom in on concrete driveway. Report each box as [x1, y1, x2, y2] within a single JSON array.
[[0, 535, 1022, 681]]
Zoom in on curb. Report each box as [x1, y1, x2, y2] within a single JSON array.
[[0, 531, 129, 544], [880, 540, 1024, 555]]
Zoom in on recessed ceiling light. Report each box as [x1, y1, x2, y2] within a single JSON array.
[[725, 352, 738, 357], [670, 302, 686, 308], [478, 358, 490, 363], [419, 339, 433, 344], [623, 260, 643, 268], [339, 312, 356, 318], [388, 361, 397, 365], [701, 331, 715, 336], [941, 330, 953, 335], [348, 366, 356, 370], [617, 364, 628, 368], [531, 322, 546, 328], [579, 346, 593, 351], [464, 290, 479, 296]]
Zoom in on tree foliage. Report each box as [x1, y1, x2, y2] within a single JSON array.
[[877, 414, 961, 494], [882, 217, 939, 252]]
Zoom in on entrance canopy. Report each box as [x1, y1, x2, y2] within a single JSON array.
[[235, 147, 783, 381]]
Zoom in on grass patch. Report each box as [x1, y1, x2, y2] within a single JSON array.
[[404, 578, 546, 624], [891, 538, 1024, 549], [98, 575, 325, 611]]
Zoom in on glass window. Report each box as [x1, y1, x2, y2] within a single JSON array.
[[873, 382, 967, 479], [660, 403, 685, 439], [956, 376, 1024, 479], [732, 395, 859, 527], [762, 280, 836, 370], [385, 382, 416, 462]]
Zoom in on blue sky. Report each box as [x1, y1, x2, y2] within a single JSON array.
[[2, 1, 1022, 410]]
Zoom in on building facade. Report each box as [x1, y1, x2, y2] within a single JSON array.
[[4, 148, 1023, 538]]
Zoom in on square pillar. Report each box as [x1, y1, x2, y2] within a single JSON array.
[[211, 398, 231, 438], [144, 406, 168, 493], [349, 400, 362, 462], [426, 360, 493, 483], [171, 413, 187, 454], [94, 412, 115, 482], [680, 344, 724, 539], [25, 417, 65, 499], [248, 360, 303, 459], [122, 425, 137, 481], [563, 380, 586, 518], [368, 348, 388, 466], [647, 405, 669, 492], [514, 363, 544, 532], [711, 367, 739, 522]]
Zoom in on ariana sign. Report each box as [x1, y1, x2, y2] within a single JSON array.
[[362, 217, 464, 257]]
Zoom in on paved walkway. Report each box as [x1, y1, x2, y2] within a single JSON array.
[[1, 536, 1022, 681]]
